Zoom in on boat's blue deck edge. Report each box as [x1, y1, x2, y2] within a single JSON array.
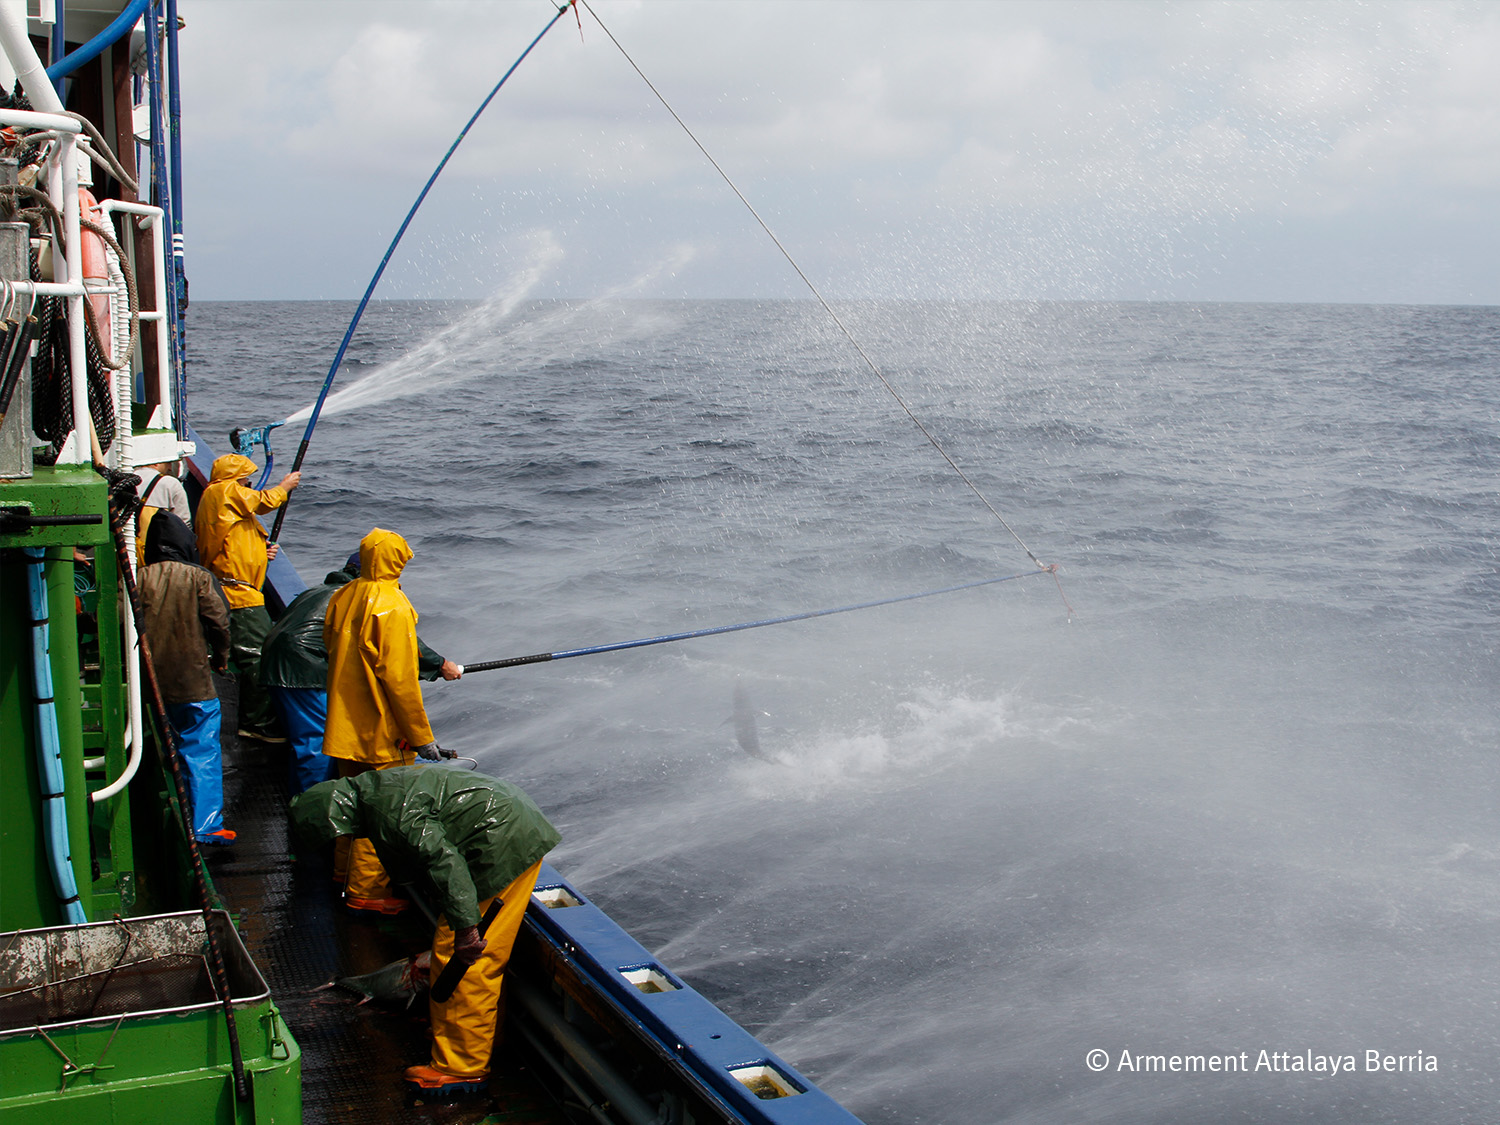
[[528, 863, 863, 1124]]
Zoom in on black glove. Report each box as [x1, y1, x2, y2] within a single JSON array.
[[414, 741, 442, 761]]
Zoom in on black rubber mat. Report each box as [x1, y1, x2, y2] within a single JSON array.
[[208, 682, 566, 1125]]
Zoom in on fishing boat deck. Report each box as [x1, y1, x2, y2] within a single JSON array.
[[207, 687, 566, 1125]]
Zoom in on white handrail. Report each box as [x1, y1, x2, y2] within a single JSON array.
[[100, 200, 170, 424], [0, 108, 80, 133]]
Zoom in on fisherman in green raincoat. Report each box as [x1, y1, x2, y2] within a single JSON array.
[[289, 765, 560, 1094]]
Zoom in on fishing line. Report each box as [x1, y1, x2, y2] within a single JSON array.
[[577, 0, 1064, 599], [267, 0, 578, 545], [458, 570, 1046, 673]]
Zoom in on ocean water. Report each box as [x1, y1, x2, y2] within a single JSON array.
[[190, 299, 1500, 1124]]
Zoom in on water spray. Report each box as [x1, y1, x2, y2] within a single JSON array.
[[455, 570, 1049, 675], [266, 1, 576, 547]]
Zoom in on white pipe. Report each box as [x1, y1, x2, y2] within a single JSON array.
[[5, 279, 90, 298], [90, 576, 145, 802], [0, 1, 62, 115], [100, 201, 169, 423], [90, 206, 153, 804], [60, 132, 90, 466], [0, 110, 80, 132], [90, 597, 144, 803], [0, 1, 18, 94]]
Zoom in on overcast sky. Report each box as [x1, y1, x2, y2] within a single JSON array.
[[178, 1, 1500, 304]]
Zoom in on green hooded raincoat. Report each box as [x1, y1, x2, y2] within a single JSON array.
[[289, 766, 560, 929]]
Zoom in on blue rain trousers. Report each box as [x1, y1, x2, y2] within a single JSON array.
[[165, 699, 226, 839], [272, 685, 335, 795]]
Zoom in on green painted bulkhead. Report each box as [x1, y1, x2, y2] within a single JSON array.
[[0, 469, 302, 1122], [0, 1, 304, 1118], [0, 912, 301, 1123], [1, 466, 114, 930]]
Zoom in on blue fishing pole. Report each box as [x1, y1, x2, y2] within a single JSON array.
[[268, 0, 576, 544], [458, 570, 1050, 673]]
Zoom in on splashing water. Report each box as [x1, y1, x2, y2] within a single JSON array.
[[283, 236, 698, 423], [191, 299, 1500, 1125]]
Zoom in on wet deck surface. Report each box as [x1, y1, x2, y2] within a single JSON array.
[[206, 688, 566, 1125]]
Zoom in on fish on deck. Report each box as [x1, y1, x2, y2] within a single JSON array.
[[316, 951, 430, 1007]]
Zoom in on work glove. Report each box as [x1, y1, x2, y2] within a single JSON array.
[[414, 741, 458, 761], [452, 925, 488, 967]]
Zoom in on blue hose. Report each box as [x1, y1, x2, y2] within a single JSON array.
[[23, 548, 87, 926], [268, 0, 576, 545], [45, 0, 151, 83]]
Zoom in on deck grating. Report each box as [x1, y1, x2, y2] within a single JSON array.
[[209, 680, 567, 1124]]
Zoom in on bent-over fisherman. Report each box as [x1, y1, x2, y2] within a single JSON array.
[[290, 766, 559, 1096]]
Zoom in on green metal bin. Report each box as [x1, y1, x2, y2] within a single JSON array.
[[0, 910, 300, 1122]]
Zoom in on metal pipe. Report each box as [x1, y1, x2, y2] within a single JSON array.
[[100, 200, 170, 426], [61, 130, 91, 466], [47, 0, 62, 70], [141, 2, 181, 438], [92, 452, 145, 801], [0, 0, 63, 113], [0, 279, 88, 298], [513, 1019, 619, 1125], [165, 0, 184, 403], [509, 975, 662, 1125], [0, 108, 81, 133]]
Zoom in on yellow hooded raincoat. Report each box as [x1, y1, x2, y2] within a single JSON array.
[[322, 528, 436, 765], [195, 454, 289, 610]]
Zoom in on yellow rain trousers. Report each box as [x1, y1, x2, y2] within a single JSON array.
[[427, 860, 543, 1078], [323, 528, 435, 900], [195, 454, 288, 610], [332, 756, 415, 898]]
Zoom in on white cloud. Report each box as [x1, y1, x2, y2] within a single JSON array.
[[177, 0, 1500, 302]]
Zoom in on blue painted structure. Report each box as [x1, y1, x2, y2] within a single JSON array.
[[527, 863, 862, 1124]]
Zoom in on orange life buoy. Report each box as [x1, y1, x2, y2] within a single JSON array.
[[78, 186, 112, 361]]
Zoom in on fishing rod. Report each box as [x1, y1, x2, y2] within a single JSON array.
[[458, 570, 1048, 674], [263, 0, 577, 546]]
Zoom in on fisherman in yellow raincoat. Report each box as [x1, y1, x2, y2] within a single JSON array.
[[322, 526, 444, 913], [195, 454, 301, 742]]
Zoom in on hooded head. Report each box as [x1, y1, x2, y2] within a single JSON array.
[[210, 454, 258, 484], [359, 527, 413, 581], [344, 549, 363, 577], [287, 777, 363, 847], [144, 511, 199, 565]]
